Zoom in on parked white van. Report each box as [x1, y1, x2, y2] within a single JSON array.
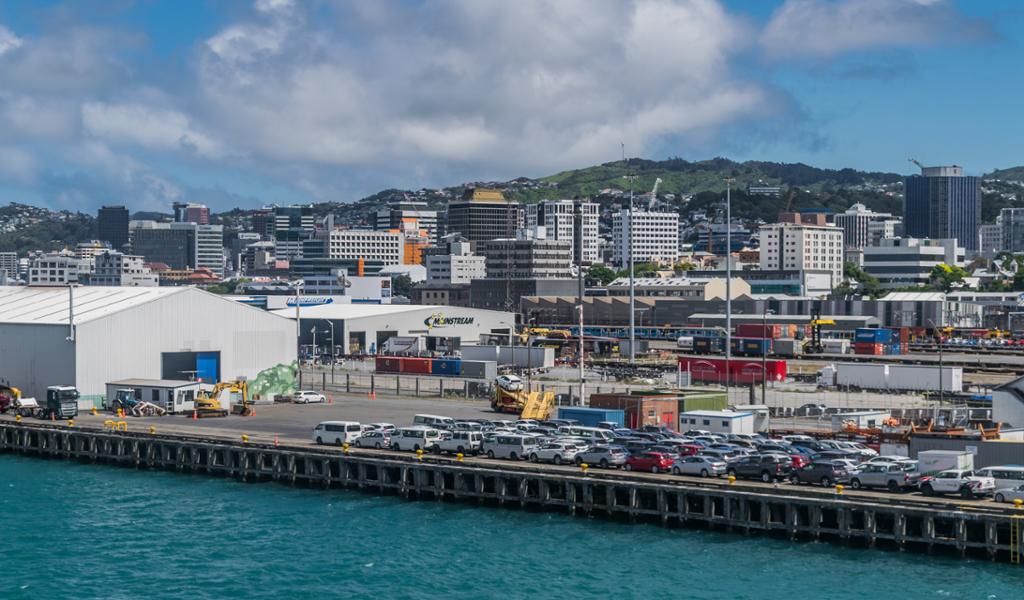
[[482, 434, 541, 460], [391, 426, 444, 452], [555, 425, 615, 445], [413, 414, 456, 429], [313, 421, 363, 445], [975, 465, 1024, 490], [438, 431, 484, 455]]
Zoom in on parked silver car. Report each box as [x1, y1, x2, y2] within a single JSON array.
[[574, 445, 628, 468], [849, 462, 921, 492], [529, 441, 585, 465], [671, 455, 727, 478]]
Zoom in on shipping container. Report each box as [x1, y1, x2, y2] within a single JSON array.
[[431, 358, 461, 376], [773, 338, 803, 357], [678, 393, 728, 413], [556, 407, 626, 428], [375, 356, 402, 373], [854, 328, 893, 343], [677, 357, 787, 384], [835, 363, 889, 389], [730, 337, 771, 356], [885, 364, 963, 393], [822, 338, 850, 354], [692, 336, 724, 354], [459, 360, 497, 380], [735, 324, 790, 339], [588, 394, 678, 429], [917, 450, 974, 475], [399, 357, 432, 374], [853, 342, 884, 355]]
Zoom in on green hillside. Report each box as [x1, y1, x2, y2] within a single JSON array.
[[987, 166, 1024, 182]]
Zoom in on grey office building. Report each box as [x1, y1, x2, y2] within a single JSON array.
[[97, 205, 130, 250], [903, 165, 980, 250]]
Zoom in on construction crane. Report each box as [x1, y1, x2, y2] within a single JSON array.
[[908, 157, 924, 172], [647, 178, 663, 210]]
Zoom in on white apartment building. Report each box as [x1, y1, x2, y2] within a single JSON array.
[[611, 210, 680, 267], [425, 241, 487, 284], [759, 222, 843, 284], [862, 238, 965, 289], [833, 204, 893, 249], [28, 255, 86, 286], [327, 230, 404, 266], [525, 200, 600, 264], [867, 218, 903, 247], [90, 251, 159, 287], [75, 240, 109, 260], [195, 224, 225, 276], [979, 223, 1002, 254]]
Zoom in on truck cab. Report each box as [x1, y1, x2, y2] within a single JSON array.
[[45, 386, 79, 420]]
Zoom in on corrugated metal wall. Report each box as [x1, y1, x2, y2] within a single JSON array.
[[0, 323, 75, 400], [75, 289, 295, 397], [908, 437, 1024, 468]]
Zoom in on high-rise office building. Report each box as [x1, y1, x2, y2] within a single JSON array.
[[525, 199, 599, 265], [446, 188, 523, 242], [0, 252, 18, 281], [476, 237, 573, 280], [273, 205, 315, 260], [194, 225, 225, 276], [1000, 208, 1024, 253], [97, 205, 130, 250], [759, 222, 844, 284], [130, 221, 195, 269], [904, 164, 981, 250]]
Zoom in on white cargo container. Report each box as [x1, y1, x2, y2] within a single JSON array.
[[461, 345, 555, 369], [917, 450, 974, 475], [822, 339, 850, 354], [835, 363, 889, 389], [885, 364, 962, 393]]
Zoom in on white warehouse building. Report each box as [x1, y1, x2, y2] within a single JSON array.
[[0, 286, 296, 402], [271, 304, 515, 355]]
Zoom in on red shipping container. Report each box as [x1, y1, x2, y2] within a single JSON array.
[[852, 343, 883, 355], [735, 324, 787, 339], [375, 356, 402, 373], [678, 357, 787, 384], [399, 357, 432, 374]]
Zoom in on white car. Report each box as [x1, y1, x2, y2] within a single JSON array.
[[865, 455, 913, 465], [366, 422, 396, 432], [294, 390, 326, 404], [993, 484, 1024, 504], [354, 430, 391, 449], [529, 442, 585, 465], [671, 455, 727, 478], [496, 375, 523, 391], [920, 469, 996, 499]]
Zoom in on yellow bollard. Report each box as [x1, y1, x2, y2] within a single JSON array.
[[68, 419, 74, 427], [91, 407, 97, 416], [1015, 499, 1023, 509], [456, 453, 464, 462], [416, 449, 424, 460], [342, 443, 350, 454], [580, 463, 589, 474], [836, 484, 844, 496], [15, 414, 21, 423], [242, 434, 249, 444], [149, 426, 156, 435], [728, 475, 736, 486]]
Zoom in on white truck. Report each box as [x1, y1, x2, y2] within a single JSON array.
[[916, 450, 974, 476], [919, 469, 996, 499]]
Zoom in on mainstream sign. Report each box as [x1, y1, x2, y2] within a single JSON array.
[[424, 313, 475, 329]]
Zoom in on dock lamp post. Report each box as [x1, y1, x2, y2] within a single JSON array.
[[926, 318, 944, 408], [323, 319, 336, 383], [762, 307, 774, 404], [290, 279, 304, 388], [724, 177, 734, 401]]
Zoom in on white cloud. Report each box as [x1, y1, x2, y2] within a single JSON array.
[[0, 147, 36, 182], [81, 102, 224, 158], [0, 25, 22, 56], [761, 0, 993, 60]]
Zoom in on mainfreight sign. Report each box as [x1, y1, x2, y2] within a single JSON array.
[[424, 313, 475, 329]]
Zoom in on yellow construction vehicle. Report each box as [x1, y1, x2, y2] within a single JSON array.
[[194, 379, 250, 418], [490, 376, 554, 419], [0, 384, 23, 414]]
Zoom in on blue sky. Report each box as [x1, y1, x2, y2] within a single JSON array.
[[0, 0, 1020, 213]]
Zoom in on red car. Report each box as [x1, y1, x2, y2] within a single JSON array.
[[790, 454, 811, 469], [624, 452, 675, 474]]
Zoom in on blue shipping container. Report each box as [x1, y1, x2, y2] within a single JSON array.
[[556, 407, 626, 428], [431, 358, 461, 376], [730, 338, 771, 356], [855, 328, 893, 343]]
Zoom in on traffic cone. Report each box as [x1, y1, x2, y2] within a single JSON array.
[[274, 435, 279, 447], [192, 410, 197, 420], [50, 413, 55, 422]]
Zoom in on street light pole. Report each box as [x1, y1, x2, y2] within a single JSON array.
[[724, 177, 734, 399], [324, 319, 336, 383], [762, 307, 774, 404], [628, 178, 636, 365], [292, 280, 304, 388]]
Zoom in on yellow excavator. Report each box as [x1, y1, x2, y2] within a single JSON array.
[[194, 379, 251, 418], [0, 384, 23, 414]]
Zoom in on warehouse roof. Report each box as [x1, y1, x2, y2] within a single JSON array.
[[270, 303, 510, 320], [0, 286, 188, 325], [879, 292, 945, 302]]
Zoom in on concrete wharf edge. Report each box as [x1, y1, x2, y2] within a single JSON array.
[[2, 421, 1022, 564]]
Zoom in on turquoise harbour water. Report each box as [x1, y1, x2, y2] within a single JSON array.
[[1, 456, 1022, 599]]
